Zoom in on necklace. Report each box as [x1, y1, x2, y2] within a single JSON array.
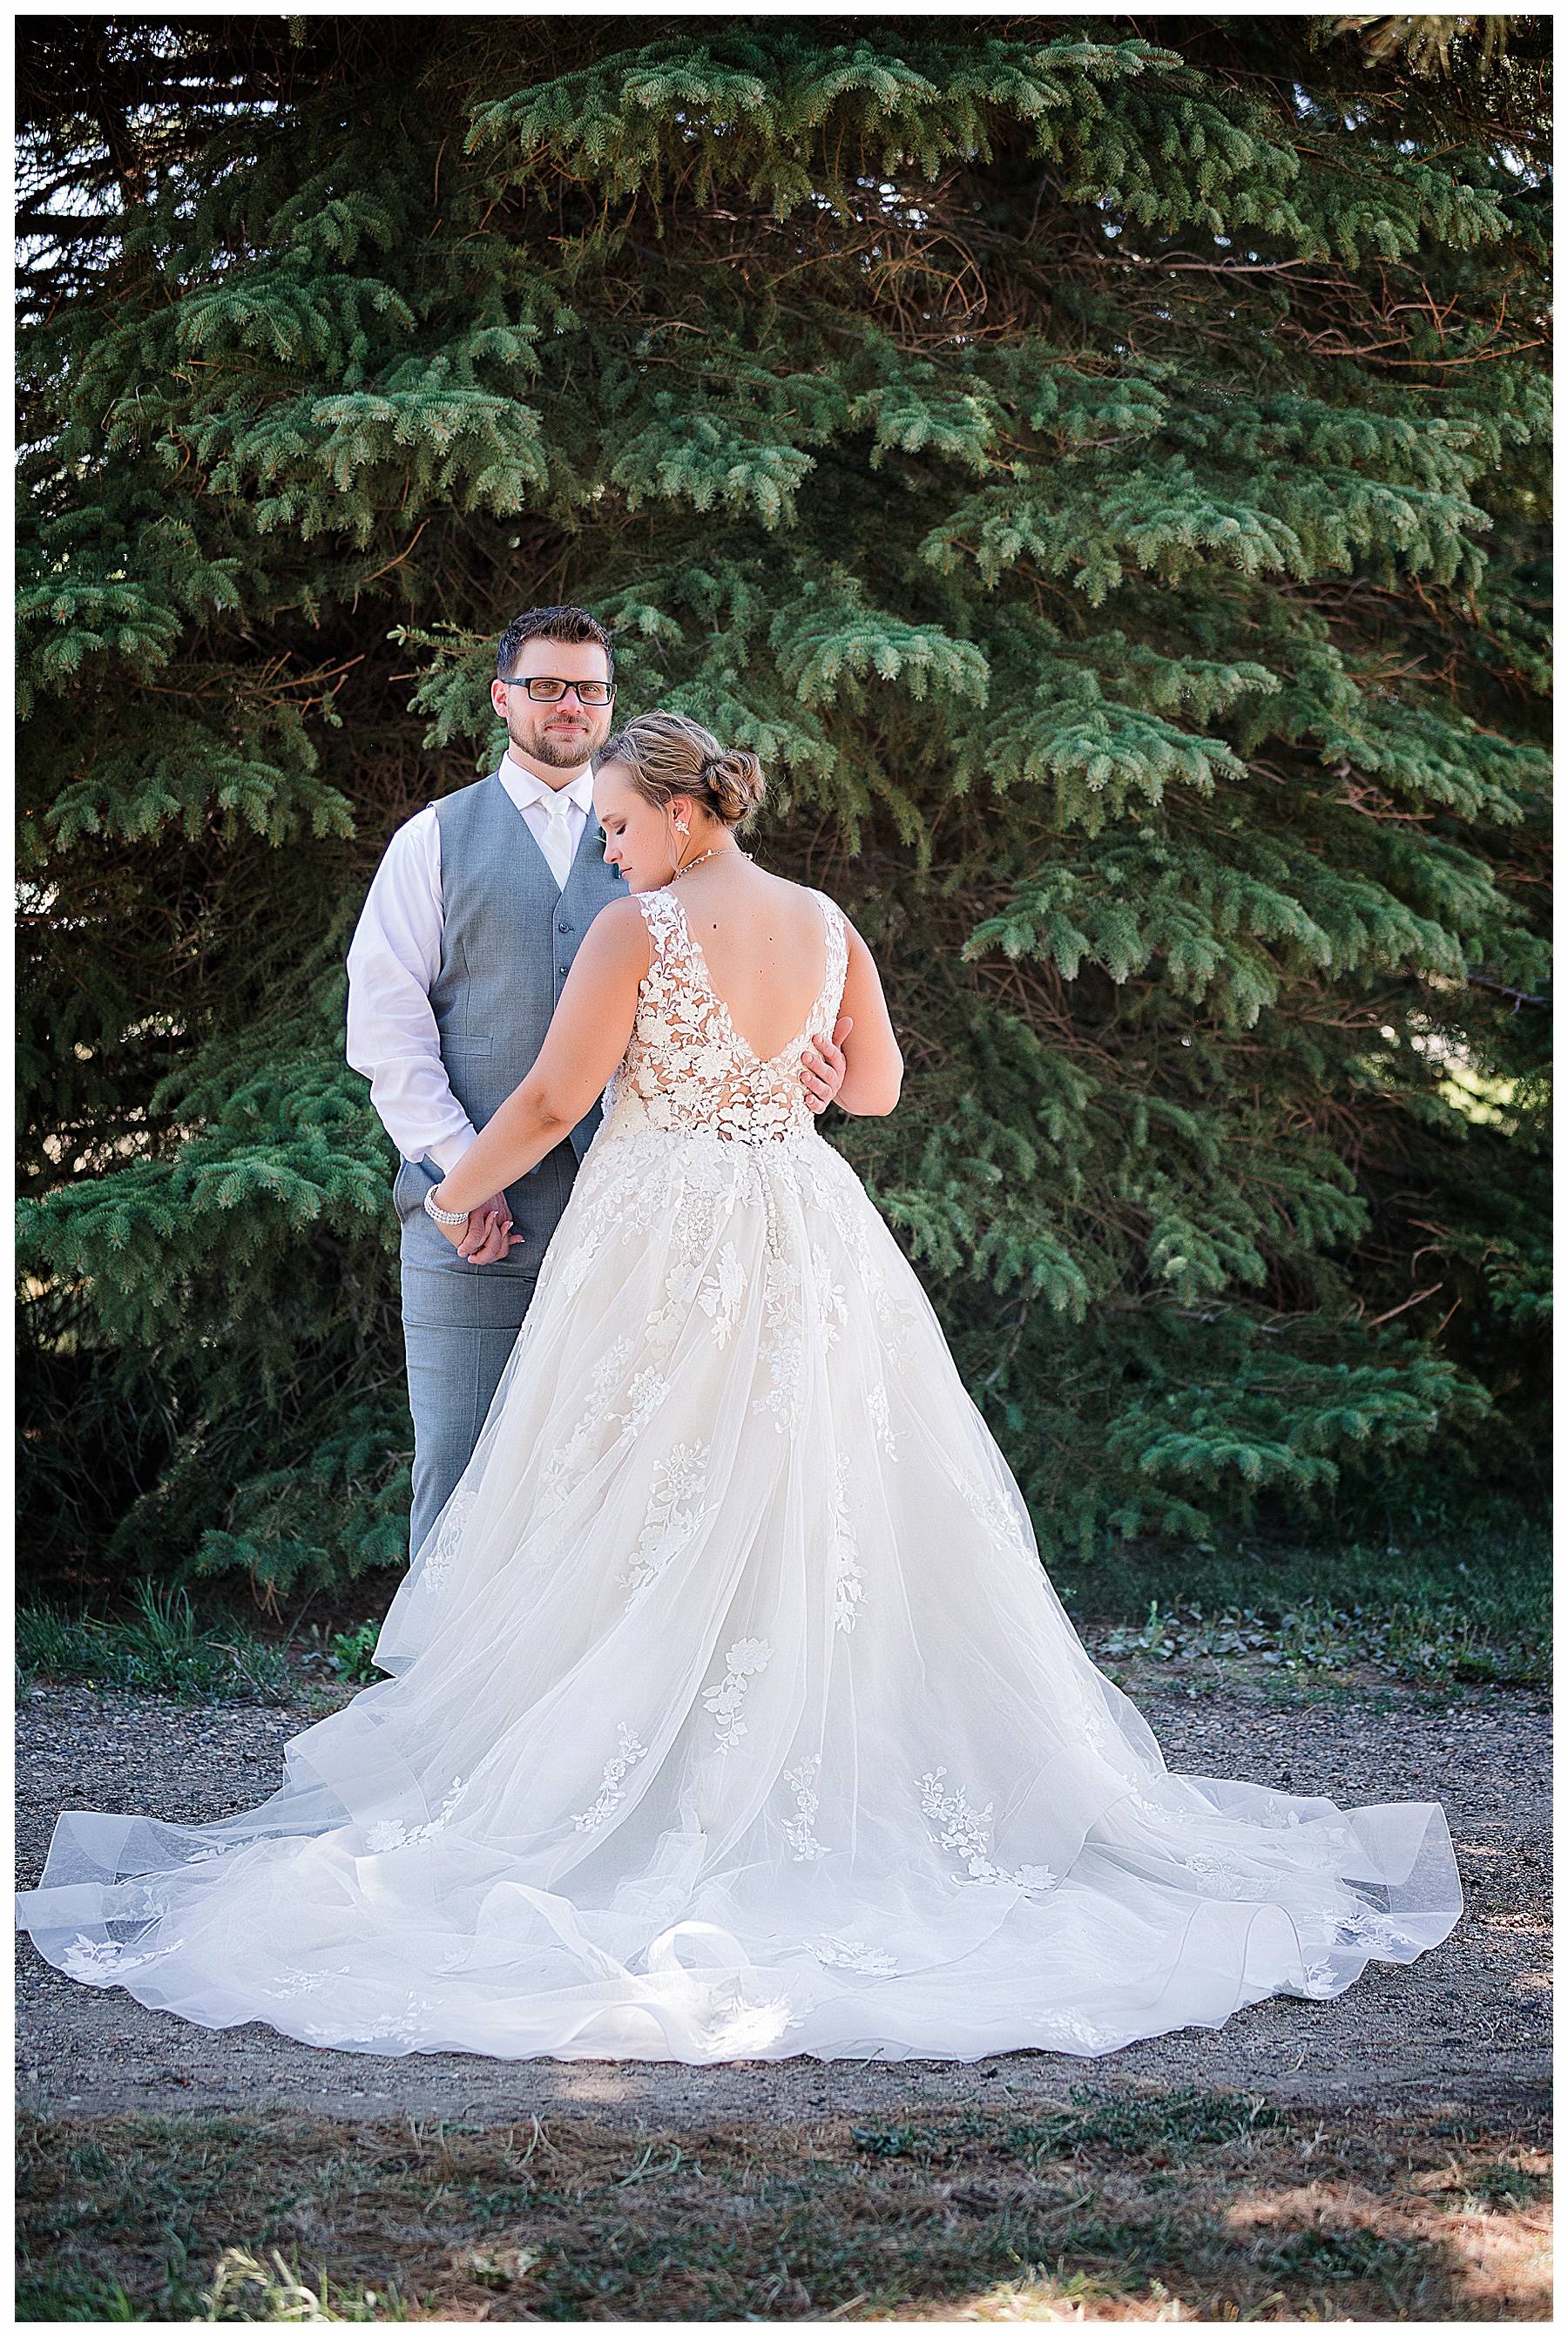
[[671, 843, 748, 881]]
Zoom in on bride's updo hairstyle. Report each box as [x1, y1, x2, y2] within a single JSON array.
[[600, 710, 766, 832]]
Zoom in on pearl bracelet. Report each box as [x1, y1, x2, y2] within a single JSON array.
[[423, 1185, 469, 1227]]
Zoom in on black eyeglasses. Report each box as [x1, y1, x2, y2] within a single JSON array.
[[500, 677, 615, 706]]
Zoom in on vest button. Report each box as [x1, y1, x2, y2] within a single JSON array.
[[558, 921, 571, 935]]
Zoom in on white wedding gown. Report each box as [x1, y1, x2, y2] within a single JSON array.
[[18, 888, 1462, 2063]]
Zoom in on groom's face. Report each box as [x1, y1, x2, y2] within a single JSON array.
[[491, 638, 616, 776]]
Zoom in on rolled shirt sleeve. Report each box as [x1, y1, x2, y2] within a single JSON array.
[[346, 807, 478, 1172]]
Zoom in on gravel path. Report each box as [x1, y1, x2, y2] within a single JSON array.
[[17, 1675, 1549, 2129]]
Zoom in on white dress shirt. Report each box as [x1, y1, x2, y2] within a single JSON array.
[[345, 754, 597, 1175]]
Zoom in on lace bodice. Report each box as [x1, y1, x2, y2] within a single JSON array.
[[600, 886, 848, 1145]]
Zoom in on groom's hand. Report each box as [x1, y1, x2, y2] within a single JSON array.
[[454, 1195, 524, 1264], [801, 1017, 851, 1114]]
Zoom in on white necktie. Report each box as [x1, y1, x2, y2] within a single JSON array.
[[541, 795, 577, 890]]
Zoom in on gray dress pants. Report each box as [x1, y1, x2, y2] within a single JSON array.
[[395, 1149, 577, 1559]]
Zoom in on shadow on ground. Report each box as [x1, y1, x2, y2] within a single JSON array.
[[16, 1674, 1551, 2320]]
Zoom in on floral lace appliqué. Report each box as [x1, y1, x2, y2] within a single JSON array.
[[364, 1776, 465, 1854], [302, 1996, 438, 2050], [831, 1460, 866, 1634], [918, 1769, 1058, 1894], [814, 1162, 917, 1359], [1032, 2012, 1122, 2052], [941, 1456, 1032, 1566], [754, 1256, 806, 1433], [421, 1480, 477, 1592], [1335, 1903, 1416, 1956], [539, 1337, 635, 1517], [812, 1936, 897, 1976], [260, 1962, 355, 2002], [624, 1442, 712, 1600], [559, 1235, 599, 1298], [572, 1725, 650, 1832], [704, 1637, 774, 1751], [59, 1932, 179, 1984], [621, 1364, 669, 1438], [781, 1755, 829, 1861], [811, 1246, 848, 1345], [868, 1379, 898, 1459], [699, 1244, 748, 1347]]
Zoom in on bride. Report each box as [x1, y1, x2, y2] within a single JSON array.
[[18, 711, 1461, 2063]]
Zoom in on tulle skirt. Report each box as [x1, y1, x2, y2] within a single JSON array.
[[17, 1124, 1461, 2062]]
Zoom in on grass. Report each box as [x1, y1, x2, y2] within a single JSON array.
[[15, 1587, 389, 1705], [1061, 1506, 1551, 1691], [1085, 1594, 1546, 1691], [16, 2090, 1551, 2321], [15, 1582, 299, 1705]]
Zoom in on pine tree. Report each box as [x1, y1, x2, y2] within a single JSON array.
[[18, 16, 1551, 1602]]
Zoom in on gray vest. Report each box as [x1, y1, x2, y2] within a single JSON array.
[[416, 769, 625, 1248]]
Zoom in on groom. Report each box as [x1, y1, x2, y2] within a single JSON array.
[[348, 604, 847, 1559]]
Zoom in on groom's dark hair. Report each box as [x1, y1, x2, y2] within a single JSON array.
[[497, 605, 615, 681]]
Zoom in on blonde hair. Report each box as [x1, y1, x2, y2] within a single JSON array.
[[599, 710, 766, 830]]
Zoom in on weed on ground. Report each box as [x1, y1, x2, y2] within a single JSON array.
[[1085, 1595, 1547, 1692], [15, 1584, 295, 1705], [14, 1591, 387, 1706], [17, 2089, 1550, 2321], [1064, 1512, 1551, 1694]]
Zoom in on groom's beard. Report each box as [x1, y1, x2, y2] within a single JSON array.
[[509, 710, 612, 769]]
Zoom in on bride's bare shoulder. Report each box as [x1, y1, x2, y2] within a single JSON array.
[[752, 866, 842, 918], [592, 893, 658, 928], [578, 894, 655, 967]]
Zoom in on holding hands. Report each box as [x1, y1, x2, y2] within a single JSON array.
[[425, 1015, 853, 1255], [453, 1194, 524, 1262], [423, 1185, 524, 1260]]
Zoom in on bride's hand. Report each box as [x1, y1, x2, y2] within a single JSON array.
[[431, 1192, 524, 1263], [801, 1018, 851, 1113]]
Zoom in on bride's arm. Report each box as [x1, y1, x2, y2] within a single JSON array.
[[429, 901, 651, 1221], [834, 922, 904, 1117]]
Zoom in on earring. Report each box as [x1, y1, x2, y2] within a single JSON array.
[[675, 821, 690, 835]]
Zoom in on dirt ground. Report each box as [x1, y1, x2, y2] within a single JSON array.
[[16, 1669, 1549, 2128]]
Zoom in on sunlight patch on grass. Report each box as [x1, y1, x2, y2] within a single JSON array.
[[17, 2095, 1551, 2322]]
